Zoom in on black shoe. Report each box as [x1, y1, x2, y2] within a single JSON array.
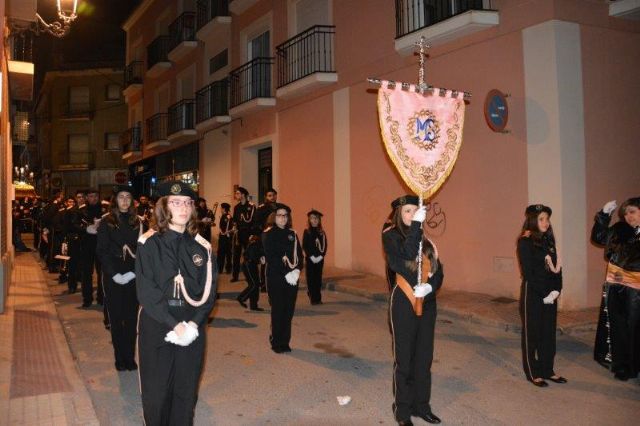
[[412, 412, 441, 424], [272, 346, 286, 354], [236, 297, 248, 308], [531, 378, 548, 387], [614, 371, 629, 381], [250, 306, 264, 312], [115, 362, 126, 371], [80, 302, 91, 308], [104, 322, 111, 330], [548, 376, 567, 384], [398, 420, 414, 426], [284, 345, 292, 352], [230, 277, 239, 283], [126, 361, 138, 371], [310, 300, 323, 305]]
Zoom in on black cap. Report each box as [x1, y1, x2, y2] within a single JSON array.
[[113, 185, 135, 197], [391, 195, 420, 209], [624, 197, 640, 208], [266, 187, 278, 194], [274, 203, 291, 213], [236, 186, 249, 196], [86, 188, 99, 195], [157, 181, 197, 200], [307, 209, 323, 217], [221, 202, 231, 210], [525, 204, 552, 217], [75, 189, 86, 196]]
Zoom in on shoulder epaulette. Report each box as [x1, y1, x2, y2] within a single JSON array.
[[195, 233, 211, 250], [101, 212, 110, 218], [382, 225, 396, 233], [263, 226, 272, 233], [138, 229, 156, 244], [258, 203, 265, 208]]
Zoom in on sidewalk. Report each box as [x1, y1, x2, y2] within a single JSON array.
[[0, 251, 99, 426], [315, 266, 599, 335]]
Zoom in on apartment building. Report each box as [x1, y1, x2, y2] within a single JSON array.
[[36, 67, 128, 200], [122, 0, 640, 309]]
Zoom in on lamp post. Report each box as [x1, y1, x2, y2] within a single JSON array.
[[35, 0, 79, 38]]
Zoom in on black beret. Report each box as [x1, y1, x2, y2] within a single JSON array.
[[75, 189, 87, 196], [525, 204, 552, 217], [86, 188, 99, 195], [156, 181, 197, 200], [266, 187, 278, 194], [236, 186, 249, 196], [221, 202, 231, 209], [274, 203, 291, 213], [113, 185, 135, 197], [391, 195, 420, 209], [624, 197, 640, 208], [307, 209, 323, 217]]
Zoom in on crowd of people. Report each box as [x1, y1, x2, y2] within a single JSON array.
[[11, 187, 639, 425]]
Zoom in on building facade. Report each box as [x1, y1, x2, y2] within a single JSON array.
[[122, 0, 640, 310], [35, 68, 129, 200]]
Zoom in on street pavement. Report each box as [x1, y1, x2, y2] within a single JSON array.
[[47, 269, 639, 425]]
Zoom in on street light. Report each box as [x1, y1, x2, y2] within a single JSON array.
[[35, 0, 78, 38]]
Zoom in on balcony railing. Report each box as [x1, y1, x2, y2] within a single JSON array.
[[229, 57, 274, 108], [121, 124, 143, 154], [197, 0, 230, 31], [196, 79, 229, 123], [147, 113, 168, 143], [125, 61, 144, 88], [168, 99, 196, 135], [395, 0, 493, 38], [10, 32, 33, 62], [276, 25, 335, 89], [147, 35, 171, 69], [169, 12, 197, 52]]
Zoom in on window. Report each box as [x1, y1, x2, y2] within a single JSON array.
[[209, 49, 228, 75], [106, 84, 121, 101], [105, 133, 120, 151], [294, 0, 330, 33], [68, 134, 90, 164], [69, 86, 90, 113]]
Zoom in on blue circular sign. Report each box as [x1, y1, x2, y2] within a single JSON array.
[[484, 89, 509, 132]]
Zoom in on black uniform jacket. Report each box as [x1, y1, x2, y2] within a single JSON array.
[[591, 211, 640, 272], [302, 228, 328, 258], [219, 213, 233, 236], [517, 235, 562, 297], [262, 226, 303, 278], [233, 202, 256, 231], [244, 238, 265, 265], [135, 229, 218, 329], [382, 221, 444, 302], [96, 213, 140, 279]]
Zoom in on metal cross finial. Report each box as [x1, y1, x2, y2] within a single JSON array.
[[415, 36, 430, 94]]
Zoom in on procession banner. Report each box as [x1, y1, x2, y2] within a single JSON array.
[[377, 81, 466, 199]]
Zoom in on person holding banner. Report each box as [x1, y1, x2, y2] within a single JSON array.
[[383, 195, 443, 425], [591, 197, 640, 381], [517, 204, 566, 387]]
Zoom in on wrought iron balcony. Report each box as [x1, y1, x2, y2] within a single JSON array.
[[147, 35, 172, 76], [168, 12, 197, 61], [196, 79, 229, 123], [124, 61, 144, 88], [146, 113, 169, 147], [121, 124, 143, 159], [168, 99, 197, 141], [197, 0, 230, 33], [276, 25, 336, 92], [10, 31, 33, 63], [229, 57, 274, 109]]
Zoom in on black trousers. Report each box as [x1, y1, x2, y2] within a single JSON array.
[[594, 283, 611, 365], [79, 243, 98, 305], [260, 263, 266, 290], [104, 279, 138, 366], [232, 230, 249, 280], [48, 230, 63, 272], [138, 310, 206, 426], [305, 258, 324, 304], [520, 280, 557, 381], [389, 286, 436, 422], [607, 284, 640, 378], [267, 277, 298, 349], [239, 262, 260, 308], [216, 235, 232, 273], [67, 238, 81, 292]]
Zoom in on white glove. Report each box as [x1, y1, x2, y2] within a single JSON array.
[[86, 224, 98, 234], [260, 256, 266, 265], [602, 200, 617, 215], [121, 271, 135, 284], [411, 206, 427, 223], [285, 270, 300, 286], [164, 322, 199, 346], [112, 273, 126, 285], [310, 255, 323, 264], [543, 291, 559, 304], [413, 283, 433, 298], [550, 290, 560, 301]]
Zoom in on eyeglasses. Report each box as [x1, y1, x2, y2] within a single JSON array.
[[276, 213, 289, 218], [168, 200, 194, 208]]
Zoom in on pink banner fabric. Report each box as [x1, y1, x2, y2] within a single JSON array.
[[377, 81, 466, 200]]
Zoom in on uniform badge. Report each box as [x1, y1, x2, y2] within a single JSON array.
[[171, 184, 181, 194], [192, 254, 204, 266], [288, 234, 294, 241]]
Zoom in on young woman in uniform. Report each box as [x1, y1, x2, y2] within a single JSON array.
[[517, 204, 566, 387], [303, 209, 328, 305], [383, 195, 443, 425], [135, 181, 217, 425]]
